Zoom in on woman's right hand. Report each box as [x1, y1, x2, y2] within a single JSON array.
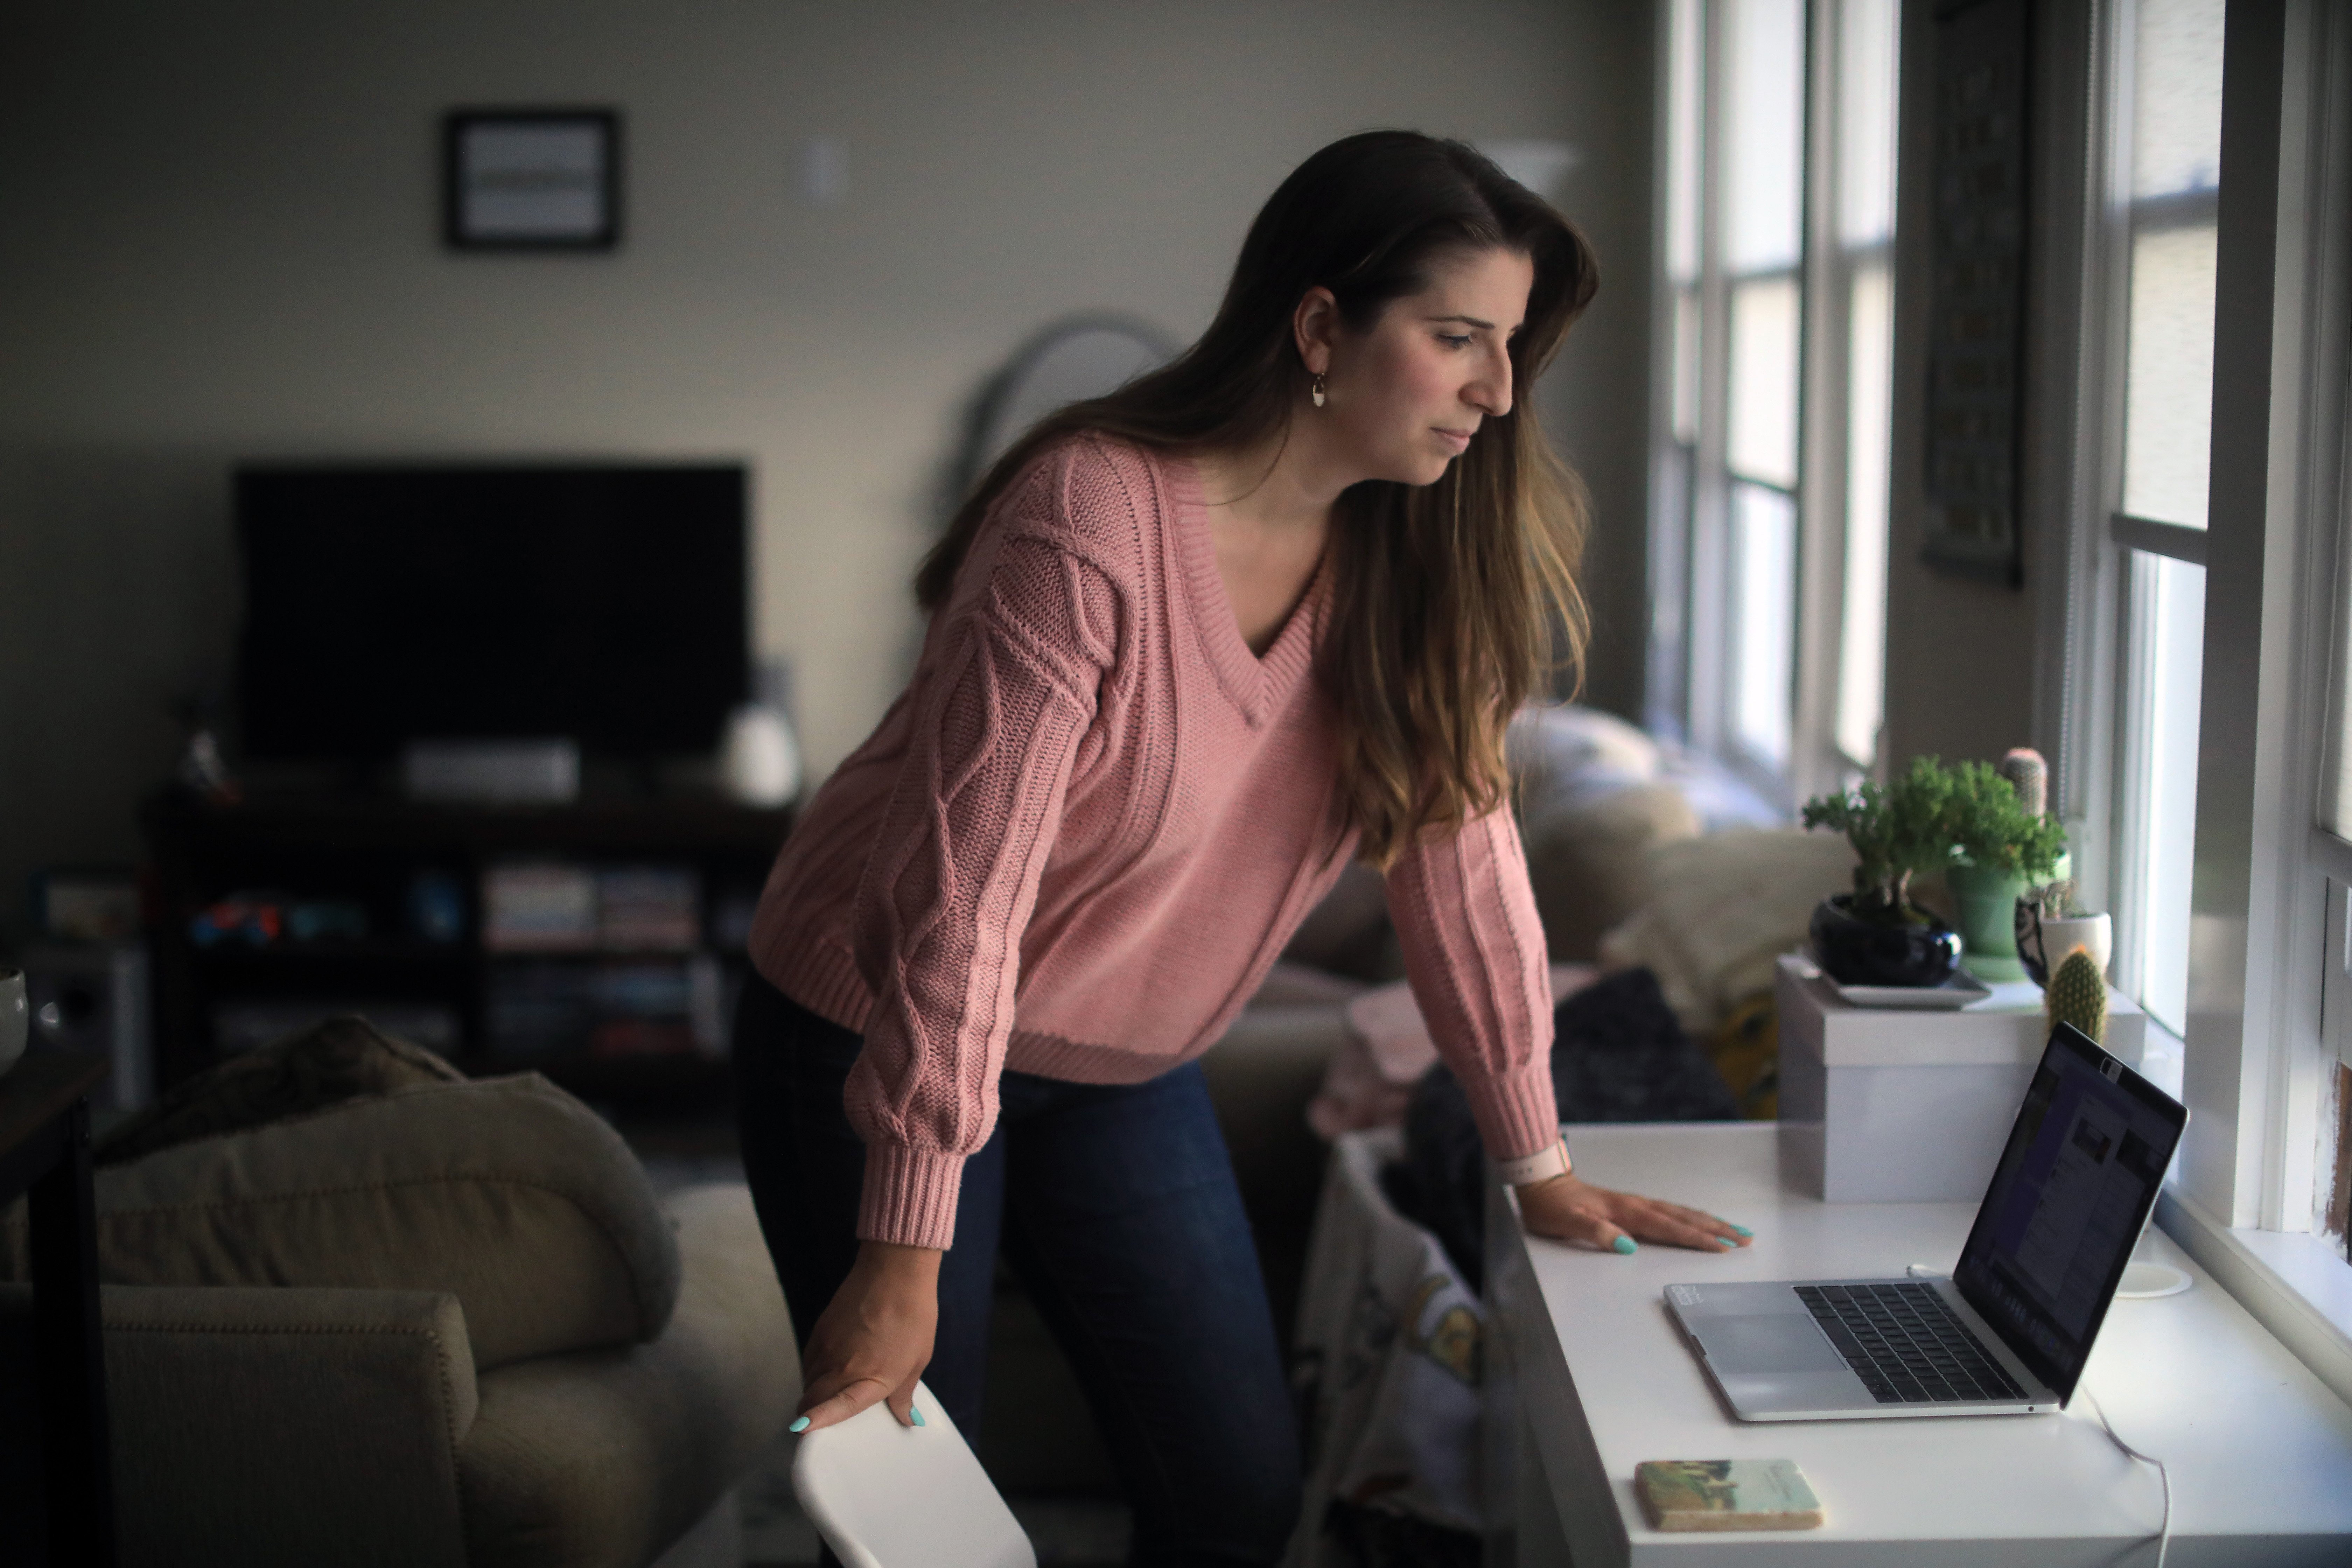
[[792, 1240, 942, 1432]]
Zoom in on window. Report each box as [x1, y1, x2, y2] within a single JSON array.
[[1827, 0, 1898, 771], [2105, 0, 2223, 1040], [1650, 0, 1900, 804], [2048, 0, 2352, 1380]]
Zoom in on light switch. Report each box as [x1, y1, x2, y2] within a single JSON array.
[[800, 136, 848, 206]]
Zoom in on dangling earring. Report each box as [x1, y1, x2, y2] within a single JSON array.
[[1311, 372, 1328, 408]]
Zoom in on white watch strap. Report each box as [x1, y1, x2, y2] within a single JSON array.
[[1495, 1137, 1572, 1186]]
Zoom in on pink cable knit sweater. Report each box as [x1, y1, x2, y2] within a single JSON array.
[[749, 434, 1558, 1250]]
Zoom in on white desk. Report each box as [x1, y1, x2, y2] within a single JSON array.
[[1484, 1123, 2352, 1566]]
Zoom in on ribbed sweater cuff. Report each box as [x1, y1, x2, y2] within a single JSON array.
[[1460, 1058, 1562, 1166], [856, 1141, 968, 1252]]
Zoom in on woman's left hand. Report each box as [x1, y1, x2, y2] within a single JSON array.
[[1517, 1173, 1751, 1254]]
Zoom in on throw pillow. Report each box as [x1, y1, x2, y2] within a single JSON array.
[[96, 1014, 465, 1167], [3, 1068, 682, 1370]]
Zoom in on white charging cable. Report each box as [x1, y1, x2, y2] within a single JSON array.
[[1900, 1266, 2171, 1564], [2075, 1384, 2173, 1568]]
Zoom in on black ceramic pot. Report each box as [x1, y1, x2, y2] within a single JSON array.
[[1808, 894, 1962, 988]]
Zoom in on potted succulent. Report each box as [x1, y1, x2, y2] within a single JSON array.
[[1799, 756, 1973, 987], [2015, 878, 2113, 990], [1803, 756, 2069, 987], [1944, 755, 2069, 981]]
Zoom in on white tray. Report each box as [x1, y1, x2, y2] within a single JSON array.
[[1792, 950, 1993, 1010]]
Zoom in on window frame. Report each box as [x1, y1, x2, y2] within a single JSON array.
[[2172, 0, 2346, 1242], [1648, 0, 1902, 810], [2040, 0, 2352, 1398]]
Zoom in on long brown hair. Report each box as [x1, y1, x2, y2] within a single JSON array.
[[918, 131, 1599, 867]]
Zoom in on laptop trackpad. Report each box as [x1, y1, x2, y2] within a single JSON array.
[[1708, 1314, 1848, 1375]]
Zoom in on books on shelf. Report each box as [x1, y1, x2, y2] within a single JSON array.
[[483, 864, 600, 953], [484, 962, 599, 1056], [479, 860, 729, 1059], [485, 954, 730, 1060], [482, 862, 702, 953], [596, 866, 701, 952]]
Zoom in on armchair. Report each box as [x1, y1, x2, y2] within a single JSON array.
[[0, 1024, 798, 1568]]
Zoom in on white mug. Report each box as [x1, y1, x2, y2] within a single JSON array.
[[0, 967, 25, 1078], [2017, 909, 2113, 989]]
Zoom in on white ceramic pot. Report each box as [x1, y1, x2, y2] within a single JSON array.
[[2018, 910, 2112, 989], [722, 705, 802, 806], [0, 967, 25, 1078]]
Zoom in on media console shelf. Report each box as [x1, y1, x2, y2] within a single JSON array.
[[142, 794, 795, 1107]]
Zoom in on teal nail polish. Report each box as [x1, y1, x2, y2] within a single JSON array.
[[1613, 1236, 1638, 1254], [1717, 1236, 1738, 1247], [789, 1416, 810, 1434], [1732, 1224, 1753, 1237], [910, 1406, 926, 1427]]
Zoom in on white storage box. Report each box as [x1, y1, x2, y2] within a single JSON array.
[[1775, 954, 2146, 1203]]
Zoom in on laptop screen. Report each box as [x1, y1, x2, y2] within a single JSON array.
[[1951, 1022, 2188, 1404]]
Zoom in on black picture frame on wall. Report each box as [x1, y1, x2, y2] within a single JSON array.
[[1923, 0, 2030, 586], [444, 109, 621, 251]]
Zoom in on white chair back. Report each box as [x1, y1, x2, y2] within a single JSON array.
[[790, 1381, 1035, 1568]]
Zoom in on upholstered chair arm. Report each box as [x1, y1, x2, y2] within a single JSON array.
[[2, 1282, 479, 1568]]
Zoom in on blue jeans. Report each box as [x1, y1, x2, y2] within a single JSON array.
[[732, 974, 1302, 1566]]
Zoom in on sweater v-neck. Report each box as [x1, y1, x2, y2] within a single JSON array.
[[1163, 451, 1326, 727]]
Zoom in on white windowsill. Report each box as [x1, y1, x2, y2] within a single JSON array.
[[2129, 1013, 2352, 1407], [2157, 1186, 2352, 1410]]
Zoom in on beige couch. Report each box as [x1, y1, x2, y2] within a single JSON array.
[[0, 1028, 798, 1568]]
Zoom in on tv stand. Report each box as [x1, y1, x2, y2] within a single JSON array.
[[141, 793, 794, 1108], [400, 738, 581, 804]]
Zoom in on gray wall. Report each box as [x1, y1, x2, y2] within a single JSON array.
[[1877, 0, 2043, 775], [0, 0, 1650, 943]]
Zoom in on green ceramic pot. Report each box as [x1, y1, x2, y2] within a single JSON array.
[[1945, 862, 2028, 980]]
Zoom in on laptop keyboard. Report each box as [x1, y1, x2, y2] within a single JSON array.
[[1794, 1283, 2029, 1405]]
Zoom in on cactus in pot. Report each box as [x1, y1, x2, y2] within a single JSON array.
[[2045, 946, 2109, 1044], [1998, 747, 2047, 818]]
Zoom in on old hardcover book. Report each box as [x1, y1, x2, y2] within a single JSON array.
[[1634, 1459, 1823, 1532]]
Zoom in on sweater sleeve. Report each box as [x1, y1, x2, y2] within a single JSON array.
[[842, 509, 1127, 1250], [1384, 804, 1560, 1162]]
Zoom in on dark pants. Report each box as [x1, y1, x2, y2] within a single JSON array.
[[733, 973, 1302, 1566]]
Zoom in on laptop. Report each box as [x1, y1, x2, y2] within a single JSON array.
[[1666, 1021, 2188, 1421]]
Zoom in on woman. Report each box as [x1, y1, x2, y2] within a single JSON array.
[[736, 131, 1750, 1562]]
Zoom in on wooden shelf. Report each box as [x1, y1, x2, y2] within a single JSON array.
[[143, 791, 793, 1098], [145, 794, 793, 857], [190, 941, 475, 966]]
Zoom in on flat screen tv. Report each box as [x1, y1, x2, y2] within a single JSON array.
[[236, 463, 749, 760]]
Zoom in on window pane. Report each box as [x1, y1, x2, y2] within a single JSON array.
[[1728, 275, 1801, 486], [1649, 443, 1694, 739], [1837, 261, 1895, 765], [2327, 556, 2352, 836], [2133, 0, 2225, 200], [2327, 422, 2352, 835], [1837, 0, 1900, 248], [1724, 0, 1806, 274], [2121, 551, 2205, 1035], [1731, 482, 1798, 766], [2121, 220, 2218, 527], [1673, 287, 1702, 446], [1666, 0, 1704, 284], [1832, 0, 1902, 769], [2119, 0, 2224, 529]]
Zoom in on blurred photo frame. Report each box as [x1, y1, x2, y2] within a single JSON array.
[[444, 108, 621, 251]]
